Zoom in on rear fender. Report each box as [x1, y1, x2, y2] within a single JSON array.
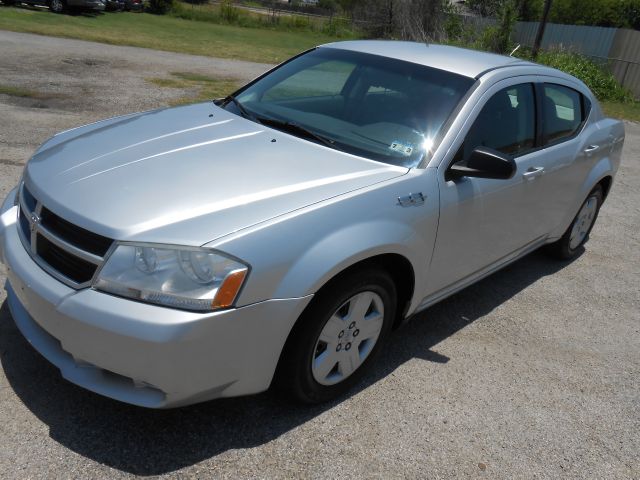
[[549, 155, 615, 240], [548, 118, 624, 240]]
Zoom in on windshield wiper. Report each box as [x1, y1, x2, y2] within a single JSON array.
[[258, 117, 337, 150], [223, 95, 261, 124]]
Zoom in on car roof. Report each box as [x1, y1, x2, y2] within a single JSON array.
[[320, 40, 536, 78]]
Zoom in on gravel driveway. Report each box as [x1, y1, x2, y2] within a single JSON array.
[[1, 30, 638, 479]]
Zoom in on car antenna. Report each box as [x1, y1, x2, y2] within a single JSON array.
[[510, 44, 521, 56]]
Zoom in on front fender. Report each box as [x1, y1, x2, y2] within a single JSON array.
[[209, 169, 438, 310], [273, 219, 423, 300]]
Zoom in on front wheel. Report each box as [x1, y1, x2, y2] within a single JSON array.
[[276, 268, 397, 404], [546, 185, 604, 260]]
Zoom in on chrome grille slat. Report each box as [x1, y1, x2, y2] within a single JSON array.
[[37, 224, 103, 265], [17, 183, 114, 288]]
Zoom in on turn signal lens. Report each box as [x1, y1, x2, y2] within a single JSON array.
[[211, 269, 248, 309]]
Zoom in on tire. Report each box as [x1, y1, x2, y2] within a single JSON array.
[[276, 268, 397, 404], [546, 185, 604, 260], [49, 0, 65, 12]]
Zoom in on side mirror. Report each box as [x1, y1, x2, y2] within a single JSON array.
[[448, 147, 516, 180]]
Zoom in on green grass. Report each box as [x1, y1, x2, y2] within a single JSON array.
[[0, 7, 346, 63], [0, 84, 41, 98], [169, 1, 356, 38], [601, 101, 640, 123], [146, 71, 240, 105]]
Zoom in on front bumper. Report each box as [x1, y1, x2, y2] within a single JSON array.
[[0, 189, 312, 408]]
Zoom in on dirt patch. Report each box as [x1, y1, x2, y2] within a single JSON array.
[[0, 31, 269, 164], [145, 71, 241, 105]]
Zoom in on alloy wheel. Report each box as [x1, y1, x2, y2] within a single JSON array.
[[311, 291, 384, 386], [569, 195, 598, 249]]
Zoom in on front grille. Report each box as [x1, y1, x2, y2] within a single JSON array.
[[18, 208, 30, 240], [36, 234, 97, 284], [17, 183, 114, 288], [40, 206, 112, 256]]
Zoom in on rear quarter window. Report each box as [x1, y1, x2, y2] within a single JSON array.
[[542, 84, 590, 145]]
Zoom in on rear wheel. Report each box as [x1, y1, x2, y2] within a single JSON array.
[[276, 268, 396, 403], [49, 0, 65, 12], [546, 185, 604, 260]]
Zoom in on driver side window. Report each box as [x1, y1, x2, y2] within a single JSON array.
[[459, 83, 536, 161]]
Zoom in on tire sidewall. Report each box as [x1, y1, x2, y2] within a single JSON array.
[[560, 186, 604, 258], [279, 268, 397, 403]]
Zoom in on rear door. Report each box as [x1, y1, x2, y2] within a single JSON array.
[[532, 81, 604, 235]]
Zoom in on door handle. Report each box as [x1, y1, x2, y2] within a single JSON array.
[[523, 166, 545, 179], [584, 144, 599, 154]]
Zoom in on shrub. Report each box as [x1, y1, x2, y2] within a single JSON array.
[[219, 0, 240, 23], [167, 0, 358, 38], [147, 0, 174, 14], [520, 49, 634, 102]]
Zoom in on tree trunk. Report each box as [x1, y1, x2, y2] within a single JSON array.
[[532, 0, 552, 59]]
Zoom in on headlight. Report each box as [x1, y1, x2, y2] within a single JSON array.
[[93, 243, 249, 311]]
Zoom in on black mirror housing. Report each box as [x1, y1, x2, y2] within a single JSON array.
[[448, 147, 516, 180]]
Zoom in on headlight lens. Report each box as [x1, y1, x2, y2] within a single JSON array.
[[93, 244, 249, 311]]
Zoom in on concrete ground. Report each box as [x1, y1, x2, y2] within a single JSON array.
[[0, 30, 638, 479]]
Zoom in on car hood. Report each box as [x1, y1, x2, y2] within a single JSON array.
[[24, 102, 407, 245]]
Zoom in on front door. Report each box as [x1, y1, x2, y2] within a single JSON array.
[[426, 81, 549, 296]]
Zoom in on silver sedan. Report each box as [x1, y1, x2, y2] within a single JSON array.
[[0, 41, 625, 407]]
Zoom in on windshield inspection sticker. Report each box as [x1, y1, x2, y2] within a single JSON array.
[[389, 140, 414, 156]]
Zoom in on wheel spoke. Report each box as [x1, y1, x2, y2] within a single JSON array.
[[318, 313, 344, 343], [313, 349, 339, 380], [348, 291, 375, 322], [358, 313, 384, 340], [338, 348, 361, 377]]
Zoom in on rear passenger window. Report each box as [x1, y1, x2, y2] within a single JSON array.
[[542, 84, 588, 144], [459, 83, 535, 160]]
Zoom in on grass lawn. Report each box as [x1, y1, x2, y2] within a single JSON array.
[[1, 7, 638, 123], [601, 101, 640, 123], [146, 72, 241, 105], [0, 84, 41, 98], [0, 7, 343, 64]]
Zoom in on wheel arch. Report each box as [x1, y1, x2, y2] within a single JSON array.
[[597, 175, 613, 199], [271, 251, 416, 391], [308, 250, 415, 330], [551, 157, 616, 240], [311, 252, 415, 329]]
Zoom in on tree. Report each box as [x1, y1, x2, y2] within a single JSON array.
[[517, 0, 542, 21], [393, 0, 443, 41], [318, 0, 338, 13], [350, 0, 445, 40], [466, 0, 503, 17], [532, 0, 552, 58], [495, 0, 517, 53]]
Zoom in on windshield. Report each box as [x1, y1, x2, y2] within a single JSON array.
[[223, 47, 474, 167]]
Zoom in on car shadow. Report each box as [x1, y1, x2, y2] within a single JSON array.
[[0, 249, 578, 475]]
